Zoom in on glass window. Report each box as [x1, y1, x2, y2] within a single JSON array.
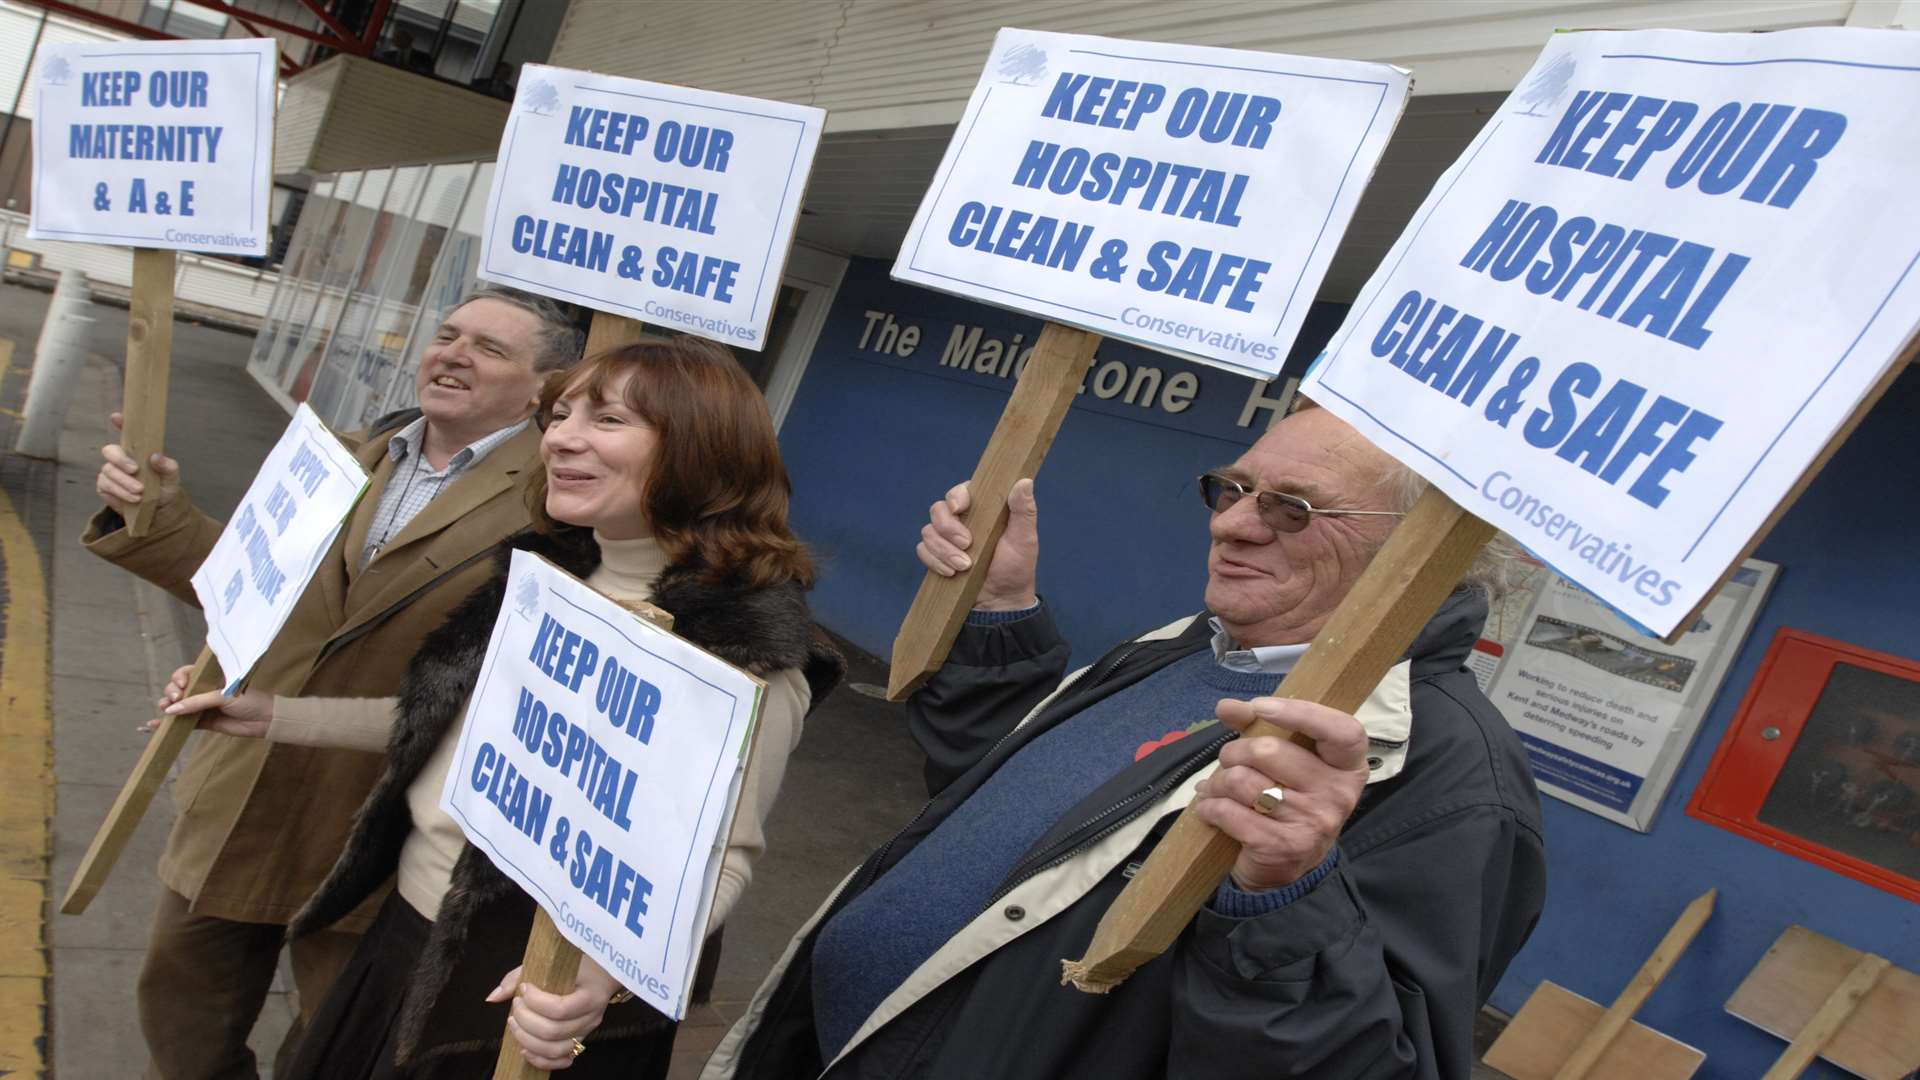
[[307, 166, 431, 427], [372, 162, 492, 419], [276, 169, 391, 408], [253, 172, 364, 399]]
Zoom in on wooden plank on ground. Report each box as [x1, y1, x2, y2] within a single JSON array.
[[1552, 890, 1717, 1080], [1758, 953, 1891, 1080], [1482, 982, 1704, 1080], [1060, 486, 1495, 991], [886, 322, 1102, 700], [59, 648, 217, 914], [1728, 926, 1920, 1080], [122, 247, 177, 539]]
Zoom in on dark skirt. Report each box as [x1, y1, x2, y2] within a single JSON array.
[[284, 894, 676, 1080]]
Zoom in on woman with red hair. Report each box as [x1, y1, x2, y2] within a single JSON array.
[[162, 336, 843, 1077]]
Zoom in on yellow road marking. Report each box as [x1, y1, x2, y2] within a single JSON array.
[[0, 479, 52, 1075]]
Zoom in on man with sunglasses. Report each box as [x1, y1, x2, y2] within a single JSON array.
[[707, 403, 1545, 1080]]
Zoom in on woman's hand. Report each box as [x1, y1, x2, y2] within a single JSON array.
[[489, 957, 622, 1070], [142, 663, 273, 738]]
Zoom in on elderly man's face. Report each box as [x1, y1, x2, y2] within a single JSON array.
[[414, 298, 547, 443], [1205, 408, 1403, 647]]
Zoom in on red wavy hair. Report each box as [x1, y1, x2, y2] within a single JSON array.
[[528, 336, 814, 589]]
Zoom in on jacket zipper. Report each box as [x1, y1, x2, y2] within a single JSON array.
[[982, 727, 1233, 911]]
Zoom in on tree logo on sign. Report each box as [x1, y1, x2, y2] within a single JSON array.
[[514, 572, 541, 620], [521, 79, 562, 116], [998, 43, 1048, 86], [1512, 52, 1575, 117], [42, 55, 72, 85]]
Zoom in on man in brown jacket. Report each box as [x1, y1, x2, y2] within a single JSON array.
[[86, 285, 583, 1079]]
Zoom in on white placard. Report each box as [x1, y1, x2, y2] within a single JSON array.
[[893, 28, 1409, 379], [478, 64, 824, 351], [190, 405, 369, 692], [29, 38, 274, 254], [1301, 28, 1920, 636], [441, 551, 765, 1021], [1476, 559, 1776, 831]]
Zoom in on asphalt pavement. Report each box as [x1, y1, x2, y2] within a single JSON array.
[[0, 280, 930, 1078]]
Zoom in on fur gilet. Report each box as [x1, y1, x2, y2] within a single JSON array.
[[289, 526, 845, 1067]]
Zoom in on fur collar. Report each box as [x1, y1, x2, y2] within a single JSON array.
[[290, 526, 844, 1065]]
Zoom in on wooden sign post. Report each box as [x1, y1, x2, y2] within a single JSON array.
[[59, 243, 190, 908], [886, 322, 1100, 699], [121, 247, 179, 538], [60, 649, 216, 914], [495, 535, 668, 1080]]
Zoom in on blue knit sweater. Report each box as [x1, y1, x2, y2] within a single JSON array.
[[809, 644, 1327, 1059]]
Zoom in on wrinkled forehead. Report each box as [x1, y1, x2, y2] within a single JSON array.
[[1227, 409, 1396, 507], [443, 298, 541, 352]]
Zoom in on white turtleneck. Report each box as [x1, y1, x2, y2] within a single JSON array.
[[268, 531, 813, 932]]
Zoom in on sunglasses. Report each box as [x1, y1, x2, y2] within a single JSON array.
[[1197, 472, 1406, 534]]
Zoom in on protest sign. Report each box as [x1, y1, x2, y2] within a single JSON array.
[[1068, 27, 1920, 996], [64, 406, 366, 914], [445, 551, 764, 1023], [29, 38, 274, 254], [477, 64, 824, 351], [886, 29, 1409, 698], [1300, 27, 1920, 636], [29, 37, 277, 538], [190, 405, 369, 694], [1477, 559, 1776, 830], [894, 28, 1409, 379]]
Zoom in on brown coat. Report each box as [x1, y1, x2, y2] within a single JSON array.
[[83, 417, 542, 929]]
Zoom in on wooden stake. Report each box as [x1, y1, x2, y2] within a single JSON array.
[[494, 594, 672, 1080], [584, 311, 649, 356], [123, 247, 177, 538], [60, 648, 218, 914], [1552, 889, 1717, 1080], [1758, 954, 1890, 1080], [1061, 487, 1495, 991], [494, 907, 588, 1079], [886, 322, 1101, 700]]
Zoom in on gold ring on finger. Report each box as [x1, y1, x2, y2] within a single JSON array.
[[1252, 785, 1285, 817]]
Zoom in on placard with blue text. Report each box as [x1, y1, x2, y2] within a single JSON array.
[[441, 551, 765, 1021], [1302, 28, 1920, 636], [893, 28, 1409, 379], [29, 38, 274, 254], [479, 65, 824, 351], [190, 405, 368, 693]]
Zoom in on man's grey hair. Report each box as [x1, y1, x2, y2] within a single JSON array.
[[455, 285, 584, 373], [1380, 464, 1529, 602]]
